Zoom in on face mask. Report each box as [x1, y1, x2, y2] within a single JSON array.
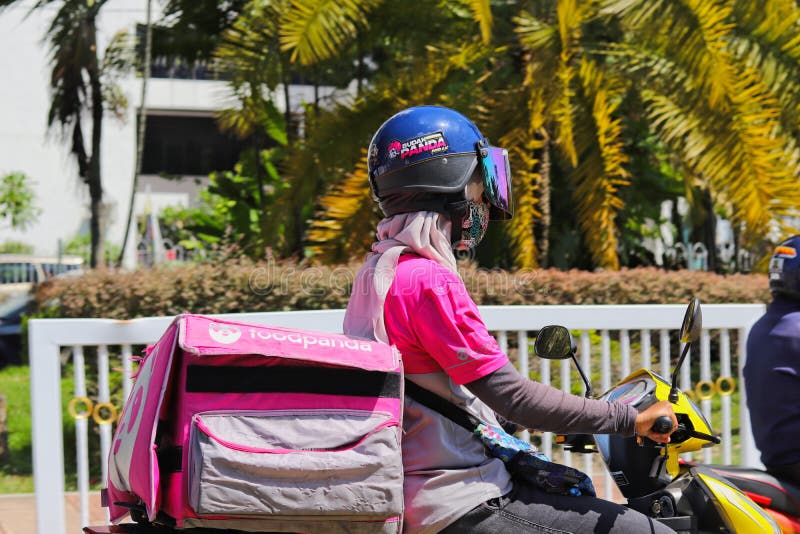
[[452, 200, 490, 251]]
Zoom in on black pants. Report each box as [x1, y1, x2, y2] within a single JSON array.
[[767, 461, 800, 487], [440, 481, 675, 534]]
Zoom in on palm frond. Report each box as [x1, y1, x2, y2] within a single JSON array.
[[216, 96, 287, 144], [279, 0, 382, 66], [642, 88, 800, 242], [570, 59, 629, 270], [382, 40, 494, 111], [480, 83, 545, 270], [305, 153, 379, 263], [515, 10, 558, 51], [501, 125, 542, 270], [553, 62, 578, 166], [516, 3, 595, 168], [733, 0, 800, 61], [604, 0, 738, 110], [727, 0, 800, 134], [729, 37, 800, 133], [215, 2, 282, 89], [43, 0, 105, 178], [615, 23, 800, 245], [553, 0, 594, 165], [287, 95, 396, 251], [460, 0, 493, 45]]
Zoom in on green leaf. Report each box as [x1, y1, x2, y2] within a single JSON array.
[[279, 0, 382, 66]]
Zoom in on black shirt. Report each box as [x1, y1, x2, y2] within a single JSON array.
[[744, 296, 800, 467]]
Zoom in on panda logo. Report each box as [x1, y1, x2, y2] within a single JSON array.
[[387, 140, 402, 159], [208, 322, 242, 344]]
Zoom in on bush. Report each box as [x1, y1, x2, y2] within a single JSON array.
[[32, 259, 770, 320], [457, 264, 770, 306]]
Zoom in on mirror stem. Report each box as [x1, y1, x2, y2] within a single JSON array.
[[669, 342, 691, 404], [571, 354, 593, 398]]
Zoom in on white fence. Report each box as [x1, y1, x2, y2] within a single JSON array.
[[28, 304, 766, 534]]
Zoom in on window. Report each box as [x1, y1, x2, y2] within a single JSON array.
[[141, 115, 248, 176]]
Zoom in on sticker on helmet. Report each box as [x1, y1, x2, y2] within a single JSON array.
[[390, 131, 449, 160], [387, 140, 402, 159], [774, 246, 797, 259]]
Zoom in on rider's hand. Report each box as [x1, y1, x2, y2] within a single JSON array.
[[634, 400, 678, 443]]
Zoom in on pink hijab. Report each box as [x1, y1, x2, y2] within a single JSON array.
[[344, 211, 458, 343]]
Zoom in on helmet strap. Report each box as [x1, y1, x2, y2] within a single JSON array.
[[379, 195, 453, 218]]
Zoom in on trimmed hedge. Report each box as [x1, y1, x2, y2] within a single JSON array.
[[32, 259, 770, 319]]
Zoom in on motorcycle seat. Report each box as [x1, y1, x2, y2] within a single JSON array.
[[706, 463, 800, 517]]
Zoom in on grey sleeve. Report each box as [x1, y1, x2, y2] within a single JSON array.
[[464, 362, 638, 436]]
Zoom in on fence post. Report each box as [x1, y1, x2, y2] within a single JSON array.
[[29, 320, 67, 534]]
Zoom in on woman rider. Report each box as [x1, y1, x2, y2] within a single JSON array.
[[344, 105, 677, 533]]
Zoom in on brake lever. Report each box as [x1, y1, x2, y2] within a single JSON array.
[[685, 428, 721, 444], [650, 410, 722, 445], [670, 423, 721, 444]]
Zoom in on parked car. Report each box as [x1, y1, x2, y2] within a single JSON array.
[[0, 291, 32, 367], [0, 254, 84, 295]]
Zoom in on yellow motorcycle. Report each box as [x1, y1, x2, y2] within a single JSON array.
[[533, 298, 781, 533]]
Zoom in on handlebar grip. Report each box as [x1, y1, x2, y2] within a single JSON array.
[[652, 416, 673, 434]]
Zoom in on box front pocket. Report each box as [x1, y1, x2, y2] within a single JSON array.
[[188, 410, 403, 519]]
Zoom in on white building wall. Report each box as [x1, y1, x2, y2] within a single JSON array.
[[0, 0, 341, 257], [0, 2, 87, 255], [0, 1, 154, 256]]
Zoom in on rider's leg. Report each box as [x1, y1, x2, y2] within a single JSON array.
[[766, 461, 800, 487], [440, 481, 675, 534]]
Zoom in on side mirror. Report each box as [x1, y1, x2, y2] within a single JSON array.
[[534, 325, 576, 360], [534, 325, 593, 397], [679, 297, 702, 344], [669, 298, 702, 403]]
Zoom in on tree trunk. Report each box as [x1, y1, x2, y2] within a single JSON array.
[[702, 188, 717, 272], [280, 61, 303, 256], [118, 0, 153, 266], [313, 81, 319, 117], [537, 137, 551, 268], [292, 203, 306, 257], [281, 59, 293, 144], [87, 15, 105, 268], [253, 137, 271, 254]]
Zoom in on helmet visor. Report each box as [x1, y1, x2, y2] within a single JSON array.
[[479, 145, 513, 219]]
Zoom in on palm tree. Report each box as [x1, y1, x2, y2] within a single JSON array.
[[301, 8, 500, 262], [304, 0, 627, 269], [208, 0, 390, 257], [514, 0, 800, 269], [0, 0, 109, 267], [513, 2, 632, 270], [220, 0, 800, 270], [212, 0, 494, 259]]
